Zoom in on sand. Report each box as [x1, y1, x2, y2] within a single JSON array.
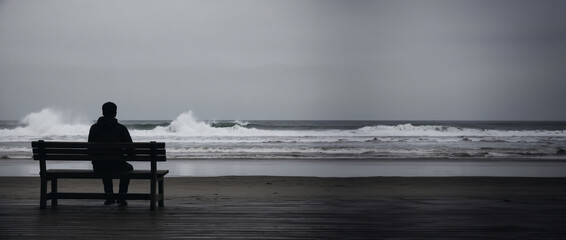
[[1, 176, 566, 239], [4, 158, 566, 177]]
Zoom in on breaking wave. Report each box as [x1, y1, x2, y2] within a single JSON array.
[[2, 109, 566, 141], [2, 108, 566, 159], [357, 124, 566, 137], [0, 108, 90, 139]]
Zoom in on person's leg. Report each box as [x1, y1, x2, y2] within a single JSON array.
[[117, 162, 133, 206], [102, 178, 115, 205], [117, 178, 130, 206], [118, 178, 130, 193]]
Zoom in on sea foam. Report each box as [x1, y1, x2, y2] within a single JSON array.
[[2, 108, 565, 141], [1, 108, 566, 159], [132, 111, 269, 137], [0, 108, 90, 139], [357, 124, 565, 137]]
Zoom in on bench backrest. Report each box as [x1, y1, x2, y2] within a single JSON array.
[[32, 140, 166, 162]]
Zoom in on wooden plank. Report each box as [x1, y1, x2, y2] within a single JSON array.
[[2, 198, 566, 239], [32, 141, 166, 162], [32, 148, 166, 153], [32, 141, 166, 149], [50, 192, 154, 200], [36, 148, 166, 155], [4, 177, 566, 239], [46, 169, 169, 179], [33, 154, 166, 161]]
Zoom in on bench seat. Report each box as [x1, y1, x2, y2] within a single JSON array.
[[46, 169, 170, 179]]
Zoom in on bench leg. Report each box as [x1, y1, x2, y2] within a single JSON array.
[[40, 176, 47, 209], [158, 178, 164, 207], [150, 178, 156, 210], [51, 178, 58, 206]]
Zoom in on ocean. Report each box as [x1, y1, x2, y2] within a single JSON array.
[[2, 108, 566, 161]]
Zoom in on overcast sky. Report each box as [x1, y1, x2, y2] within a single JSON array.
[[1, 0, 566, 121]]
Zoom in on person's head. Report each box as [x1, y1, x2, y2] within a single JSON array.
[[102, 102, 117, 118]]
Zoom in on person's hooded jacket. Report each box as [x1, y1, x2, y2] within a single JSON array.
[[88, 116, 132, 143], [88, 116, 133, 171]]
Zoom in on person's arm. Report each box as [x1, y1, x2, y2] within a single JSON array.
[[122, 125, 134, 157], [88, 125, 95, 142], [123, 126, 133, 143], [87, 125, 97, 156]]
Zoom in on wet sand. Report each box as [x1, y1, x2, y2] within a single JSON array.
[[1, 176, 566, 239], [3, 158, 566, 177]]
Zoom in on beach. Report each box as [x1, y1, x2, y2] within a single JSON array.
[[3, 0, 566, 237], [2, 117, 566, 238], [1, 176, 566, 239]]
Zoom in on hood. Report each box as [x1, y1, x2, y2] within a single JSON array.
[[96, 116, 118, 127]]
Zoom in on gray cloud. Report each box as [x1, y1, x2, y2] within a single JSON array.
[[1, 0, 566, 120]]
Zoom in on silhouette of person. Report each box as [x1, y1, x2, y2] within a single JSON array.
[[88, 102, 133, 206]]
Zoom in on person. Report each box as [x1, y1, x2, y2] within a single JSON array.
[[88, 102, 133, 207]]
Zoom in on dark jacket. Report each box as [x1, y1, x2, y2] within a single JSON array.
[[88, 116, 133, 172]]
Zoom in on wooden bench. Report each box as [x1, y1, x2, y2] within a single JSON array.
[[32, 140, 169, 210]]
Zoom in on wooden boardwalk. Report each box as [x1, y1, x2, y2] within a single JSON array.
[[2, 176, 566, 239], [1, 197, 566, 239]]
